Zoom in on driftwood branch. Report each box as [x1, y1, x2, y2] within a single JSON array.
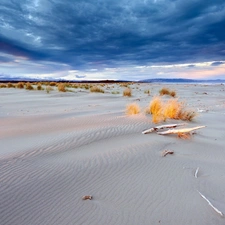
[[142, 123, 186, 134], [195, 167, 199, 178], [198, 191, 224, 217], [161, 150, 174, 157], [82, 195, 92, 200], [157, 126, 206, 135]]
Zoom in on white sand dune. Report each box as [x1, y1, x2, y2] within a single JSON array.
[[1, 83, 225, 225]]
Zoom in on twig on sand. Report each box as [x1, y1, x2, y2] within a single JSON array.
[[195, 167, 199, 178], [157, 126, 206, 135], [82, 195, 92, 200], [198, 191, 224, 217], [142, 123, 186, 134], [161, 150, 174, 157]]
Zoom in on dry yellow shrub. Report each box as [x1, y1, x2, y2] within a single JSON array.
[[163, 99, 182, 119], [90, 86, 104, 93], [123, 88, 132, 97], [148, 96, 163, 115], [148, 97, 196, 123], [126, 103, 140, 115], [58, 83, 66, 92]]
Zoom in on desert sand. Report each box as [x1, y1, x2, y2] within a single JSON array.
[[1, 83, 225, 225]]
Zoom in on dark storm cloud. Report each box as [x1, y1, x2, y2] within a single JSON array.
[[187, 65, 196, 68], [210, 61, 224, 66], [0, 0, 225, 71]]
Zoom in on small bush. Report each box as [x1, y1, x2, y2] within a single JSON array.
[[25, 82, 34, 90], [0, 83, 7, 88], [163, 99, 182, 119], [147, 97, 162, 115], [147, 97, 196, 123], [159, 87, 170, 96], [37, 83, 42, 90], [90, 86, 104, 93], [144, 89, 150, 94], [16, 82, 24, 89], [170, 90, 176, 97], [123, 88, 132, 97], [49, 82, 57, 86], [7, 83, 15, 88], [159, 87, 176, 97], [147, 97, 164, 123], [126, 103, 140, 115], [58, 83, 66, 92]]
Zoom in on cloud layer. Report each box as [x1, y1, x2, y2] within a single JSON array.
[[1, 0, 225, 80]]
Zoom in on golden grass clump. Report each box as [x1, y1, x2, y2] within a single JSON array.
[[25, 82, 34, 90], [170, 90, 176, 97], [147, 96, 162, 115], [58, 83, 66, 92], [147, 97, 164, 123], [49, 82, 57, 86], [148, 97, 196, 123], [123, 88, 132, 97], [163, 99, 182, 119], [177, 132, 191, 139], [126, 103, 140, 115], [144, 89, 150, 94], [159, 87, 176, 97], [0, 83, 7, 88], [37, 83, 42, 90], [120, 83, 129, 87], [7, 83, 15, 88], [90, 86, 104, 93], [16, 82, 24, 89], [159, 87, 170, 96]]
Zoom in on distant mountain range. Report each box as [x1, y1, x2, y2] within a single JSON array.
[[139, 78, 225, 83], [0, 75, 225, 83]]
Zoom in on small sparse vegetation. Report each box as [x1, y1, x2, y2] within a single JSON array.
[[90, 86, 104, 93], [49, 82, 57, 86], [144, 89, 150, 94], [159, 87, 176, 97], [147, 96, 196, 123], [7, 83, 15, 88], [170, 90, 176, 97], [159, 87, 170, 96], [146, 97, 164, 123], [37, 83, 42, 90], [177, 132, 191, 139], [0, 83, 7, 88], [111, 91, 120, 94], [16, 82, 24, 89], [25, 82, 34, 90], [58, 83, 66, 92], [123, 88, 132, 97], [120, 83, 129, 88], [126, 103, 140, 115]]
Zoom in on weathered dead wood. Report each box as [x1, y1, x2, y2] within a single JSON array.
[[198, 191, 224, 217], [157, 126, 206, 135], [195, 167, 199, 178], [142, 123, 186, 134], [161, 150, 174, 157], [82, 195, 92, 200]]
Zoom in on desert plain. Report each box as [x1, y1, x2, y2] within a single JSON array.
[[1, 82, 225, 225]]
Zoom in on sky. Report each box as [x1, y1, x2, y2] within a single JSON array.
[[0, 0, 225, 81]]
